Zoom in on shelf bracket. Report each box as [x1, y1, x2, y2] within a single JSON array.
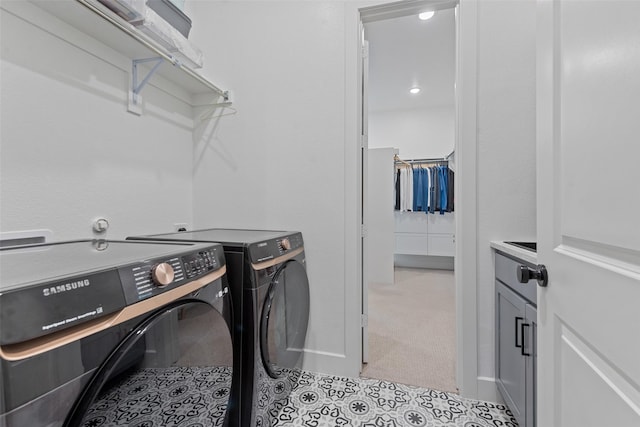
[[194, 91, 235, 124], [128, 57, 164, 115]]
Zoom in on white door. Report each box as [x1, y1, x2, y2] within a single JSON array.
[[361, 36, 370, 365], [537, 1, 640, 426], [367, 147, 396, 288]]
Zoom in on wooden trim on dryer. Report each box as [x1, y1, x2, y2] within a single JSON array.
[[0, 266, 226, 361], [251, 247, 304, 270]]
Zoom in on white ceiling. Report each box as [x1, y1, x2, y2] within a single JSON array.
[[365, 7, 456, 113]]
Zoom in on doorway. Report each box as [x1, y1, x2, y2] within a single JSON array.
[[359, 0, 459, 393]]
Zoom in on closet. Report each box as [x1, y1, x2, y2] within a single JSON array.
[[365, 151, 456, 285], [362, 3, 457, 392], [394, 155, 455, 269]]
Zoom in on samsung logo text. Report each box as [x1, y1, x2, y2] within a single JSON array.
[[43, 279, 90, 296]]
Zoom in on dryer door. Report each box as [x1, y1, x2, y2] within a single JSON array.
[[260, 259, 310, 379], [64, 290, 234, 427]]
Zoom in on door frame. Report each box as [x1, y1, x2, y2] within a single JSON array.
[[356, 0, 479, 398]]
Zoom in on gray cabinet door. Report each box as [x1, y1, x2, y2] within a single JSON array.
[[525, 303, 537, 427], [495, 280, 527, 427]]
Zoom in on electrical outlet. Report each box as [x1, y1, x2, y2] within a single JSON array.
[[174, 223, 189, 232]]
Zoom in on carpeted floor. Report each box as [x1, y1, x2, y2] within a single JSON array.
[[361, 268, 457, 393]]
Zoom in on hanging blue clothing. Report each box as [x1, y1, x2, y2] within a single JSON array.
[[422, 168, 430, 214], [439, 166, 448, 214], [412, 167, 421, 211], [428, 167, 436, 213], [394, 159, 454, 213]]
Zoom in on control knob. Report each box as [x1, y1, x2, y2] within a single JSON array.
[[280, 238, 291, 251], [151, 262, 175, 288]]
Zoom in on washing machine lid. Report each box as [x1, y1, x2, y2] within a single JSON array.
[[133, 228, 289, 245], [0, 240, 225, 345], [130, 228, 304, 264], [0, 240, 222, 288]]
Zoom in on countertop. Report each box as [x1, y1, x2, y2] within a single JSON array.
[[490, 241, 538, 265]]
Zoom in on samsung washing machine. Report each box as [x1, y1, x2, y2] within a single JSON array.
[[128, 229, 310, 427], [0, 239, 239, 427]]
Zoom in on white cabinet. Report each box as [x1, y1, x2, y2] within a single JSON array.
[[427, 213, 455, 234], [427, 234, 455, 256], [394, 212, 455, 257], [395, 234, 429, 255], [395, 212, 429, 233]]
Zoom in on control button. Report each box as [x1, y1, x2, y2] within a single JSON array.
[[151, 263, 175, 287], [280, 238, 291, 251]]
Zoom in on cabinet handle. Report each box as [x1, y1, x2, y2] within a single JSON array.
[[521, 323, 531, 357], [517, 264, 549, 287], [515, 316, 524, 348]]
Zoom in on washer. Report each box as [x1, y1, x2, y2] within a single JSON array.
[[0, 239, 238, 427], [129, 229, 310, 427]]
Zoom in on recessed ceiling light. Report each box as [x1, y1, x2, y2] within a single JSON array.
[[418, 11, 435, 20], [409, 87, 421, 94]]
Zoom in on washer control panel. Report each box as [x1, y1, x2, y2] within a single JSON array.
[[182, 249, 221, 279], [248, 232, 304, 263], [151, 262, 175, 287], [119, 245, 225, 304], [0, 241, 226, 346]]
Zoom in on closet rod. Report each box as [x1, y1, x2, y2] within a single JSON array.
[[394, 157, 449, 164]]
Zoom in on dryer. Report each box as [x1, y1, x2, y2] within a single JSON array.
[[0, 239, 238, 427], [128, 229, 310, 427]]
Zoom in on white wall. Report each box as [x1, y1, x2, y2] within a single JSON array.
[[369, 106, 455, 159], [0, 0, 377, 379], [475, 0, 537, 387], [186, 0, 372, 376], [0, 0, 538, 395], [0, 2, 194, 240]]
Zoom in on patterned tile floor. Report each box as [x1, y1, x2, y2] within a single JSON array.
[[84, 367, 517, 426], [271, 372, 518, 427]]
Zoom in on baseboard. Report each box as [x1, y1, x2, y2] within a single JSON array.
[[477, 376, 503, 404], [394, 254, 454, 270]]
